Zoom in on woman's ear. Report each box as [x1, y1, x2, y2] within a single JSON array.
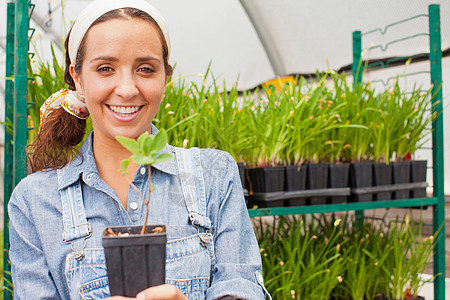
[[165, 64, 173, 84], [69, 64, 83, 95]]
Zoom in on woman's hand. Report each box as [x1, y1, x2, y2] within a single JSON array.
[[107, 284, 188, 300]]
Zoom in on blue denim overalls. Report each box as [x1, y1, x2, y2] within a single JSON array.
[[59, 147, 215, 299]]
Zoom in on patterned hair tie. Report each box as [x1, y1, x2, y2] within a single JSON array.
[[39, 89, 89, 126]]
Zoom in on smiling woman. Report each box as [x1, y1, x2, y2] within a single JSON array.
[[70, 17, 168, 142], [8, 0, 269, 299]]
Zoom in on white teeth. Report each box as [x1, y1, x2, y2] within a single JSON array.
[[109, 105, 140, 114]]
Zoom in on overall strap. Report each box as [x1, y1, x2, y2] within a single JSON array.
[[57, 169, 92, 260], [175, 147, 211, 230]]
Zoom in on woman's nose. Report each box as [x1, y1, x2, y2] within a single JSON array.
[[114, 74, 139, 98]]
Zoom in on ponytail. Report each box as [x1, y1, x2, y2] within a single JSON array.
[[27, 108, 86, 173]]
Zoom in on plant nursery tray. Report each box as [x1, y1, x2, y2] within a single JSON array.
[[351, 182, 427, 195], [246, 187, 350, 202]]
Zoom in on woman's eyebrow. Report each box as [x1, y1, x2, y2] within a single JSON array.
[[136, 56, 161, 63], [89, 56, 118, 63]]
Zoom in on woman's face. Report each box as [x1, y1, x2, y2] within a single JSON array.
[[70, 17, 168, 142]]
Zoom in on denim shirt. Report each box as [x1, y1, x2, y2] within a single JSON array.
[[9, 125, 270, 299]]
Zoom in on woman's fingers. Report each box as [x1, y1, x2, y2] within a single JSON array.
[[136, 284, 187, 300]]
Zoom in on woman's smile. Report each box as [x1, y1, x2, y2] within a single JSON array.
[[107, 104, 144, 120]]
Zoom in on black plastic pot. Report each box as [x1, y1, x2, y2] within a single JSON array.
[[245, 197, 254, 209], [285, 165, 307, 191], [307, 163, 329, 205], [237, 162, 246, 190], [388, 296, 424, 300], [246, 166, 285, 193], [285, 164, 307, 206], [252, 198, 285, 208], [372, 163, 392, 201], [327, 163, 349, 204], [392, 161, 411, 199], [102, 225, 167, 297], [410, 160, 427, 198], [350, 161, 373, 202]]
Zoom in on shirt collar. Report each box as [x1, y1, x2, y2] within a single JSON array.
[[148, 124, 178, 176], [57, 124, 178, 190]]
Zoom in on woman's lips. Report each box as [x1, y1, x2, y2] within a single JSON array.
[[107, 104, 143, 121]]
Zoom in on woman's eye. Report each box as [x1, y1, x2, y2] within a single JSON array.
[[97, 66, 113, 72], [138, 66, 155, 73]]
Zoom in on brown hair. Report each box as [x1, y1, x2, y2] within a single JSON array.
[[29, 8, 173, 173]]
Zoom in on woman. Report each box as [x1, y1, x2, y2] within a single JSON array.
[[8, 0, 270, 299]]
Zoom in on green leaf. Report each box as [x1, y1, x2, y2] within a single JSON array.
[[118, 159, 130, 175], [153, 130, 168, 152], [116, 136, 140, 154], [132, 154, 155, 165], [142, 135, 153, 156], [137, 132, 150, 150], [154, 153, 174, 164]]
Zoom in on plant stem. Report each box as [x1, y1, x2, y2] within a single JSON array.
[[141, 167, 151, 235], [122, 175, 149, 235]]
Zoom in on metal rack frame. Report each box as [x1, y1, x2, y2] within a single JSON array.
[[248, 4, 445, 299], [4, 0, 33, 299]]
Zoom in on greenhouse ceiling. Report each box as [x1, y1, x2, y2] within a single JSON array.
[[1, 0, 449, 89]]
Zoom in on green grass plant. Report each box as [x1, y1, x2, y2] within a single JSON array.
[[383, 212, 439, 300], [0, 230, 3, 300], [204, 80, 253, 162], [331, 214, 393, 300], [254, 211, 437, 300], [243, 86, 291, 166], [255, 215, 345, 299], [0, 230, 11, 300], [286, 74, 336, 164], [387, 82, 435, 161]]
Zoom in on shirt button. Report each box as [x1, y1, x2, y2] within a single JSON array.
[[140, 167, 146, 175], [130, 202, 138, 210], [86, 173, 94, 181]]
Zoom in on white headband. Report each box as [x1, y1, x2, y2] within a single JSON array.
[[68, 0, 170, 64]]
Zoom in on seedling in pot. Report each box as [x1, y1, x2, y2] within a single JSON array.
[[113, 129, 174, 235]]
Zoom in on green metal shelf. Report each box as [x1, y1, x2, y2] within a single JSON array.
[[248, 197, 437, 217], [247, 4, 444, 299], [352, 4, 444, 298]]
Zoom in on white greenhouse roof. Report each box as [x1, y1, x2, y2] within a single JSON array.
[[2, 0, 449, 88]]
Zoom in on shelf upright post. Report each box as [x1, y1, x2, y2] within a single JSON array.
[[3, 0, 31, 297], [352, 30, 364, 226], [3, 2, 15, 299], [352, 31, 362, 85], [428, 4, 445, 299], [13, 0, 29, 187]]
